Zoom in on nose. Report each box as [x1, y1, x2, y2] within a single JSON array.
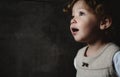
[[70, 18, 77, 24]]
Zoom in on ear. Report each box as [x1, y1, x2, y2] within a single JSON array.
[[100, 16, 112, 30]]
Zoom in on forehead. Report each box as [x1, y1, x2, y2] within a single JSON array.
[[72, 0, 91, 14]]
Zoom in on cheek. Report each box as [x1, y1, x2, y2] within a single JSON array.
[[78, 17, 97, 36], [78, 19, 94, 31]]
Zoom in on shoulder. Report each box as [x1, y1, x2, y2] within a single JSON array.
[[113, 51, 120, 66], [76, 46, 88, 56], [74, 45, 88, 63], [105, 42, 120, 58], [112, 43, 120, 61], [112, 43, 120, 63], [74, 46, 88, 69], [74, 45, 87, 63], [107, 42, 120, 51], [113, 51, 120, 65], [113, 51, 120, 77], [113, 51, 120, 61]]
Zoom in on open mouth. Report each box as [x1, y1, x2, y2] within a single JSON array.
[[72, 28, 79, 32]]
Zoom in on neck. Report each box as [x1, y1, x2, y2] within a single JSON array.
[[86, 34, 110, 50], [86, 39, 109, 54]]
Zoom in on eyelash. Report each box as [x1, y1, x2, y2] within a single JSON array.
[[79, 11, 85, 16], [71, 11, 85, 19]]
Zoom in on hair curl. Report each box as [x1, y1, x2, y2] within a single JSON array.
[[63, 0, 115, 18]]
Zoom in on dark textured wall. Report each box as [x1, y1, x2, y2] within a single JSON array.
[[0, 1, 84, 77], [0, 1, 120, 77]]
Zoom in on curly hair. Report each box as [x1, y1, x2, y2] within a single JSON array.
[[63, 0, 115, 19]]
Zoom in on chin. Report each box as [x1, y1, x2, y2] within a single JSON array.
[[74, 38, 84, 42]]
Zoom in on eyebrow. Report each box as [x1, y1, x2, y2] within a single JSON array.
[[72, 8, 87, 15], [76, 7, 94, 14], [77, 7, 91, 12]]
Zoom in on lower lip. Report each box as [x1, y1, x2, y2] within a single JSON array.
[[71, 31, 78, 35]]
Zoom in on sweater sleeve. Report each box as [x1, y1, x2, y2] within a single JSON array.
[[113, 51, 120, 77]]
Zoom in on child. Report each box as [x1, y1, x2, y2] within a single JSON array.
[[64, 0, 120, 77]]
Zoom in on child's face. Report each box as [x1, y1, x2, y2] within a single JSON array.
[[70, 0, 99, 43]]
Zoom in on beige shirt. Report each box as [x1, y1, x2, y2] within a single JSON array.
[[74, 42, 120, 77]]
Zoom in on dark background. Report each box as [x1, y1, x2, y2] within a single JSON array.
[[0, 0, 120, 77]]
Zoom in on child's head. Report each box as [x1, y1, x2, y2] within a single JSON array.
[[65, 0, 115, 43]]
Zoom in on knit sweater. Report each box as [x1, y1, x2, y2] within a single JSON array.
[[74, 42, 120, 77]]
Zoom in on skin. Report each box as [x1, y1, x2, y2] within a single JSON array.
[[70, 0, 112, 57]]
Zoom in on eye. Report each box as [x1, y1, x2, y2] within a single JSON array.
[[79, 11, 85, 16]]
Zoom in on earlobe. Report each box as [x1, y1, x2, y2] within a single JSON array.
[[100, 17, 112, 30]]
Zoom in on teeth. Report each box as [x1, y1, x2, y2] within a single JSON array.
[[72, 28, 79, 32]]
